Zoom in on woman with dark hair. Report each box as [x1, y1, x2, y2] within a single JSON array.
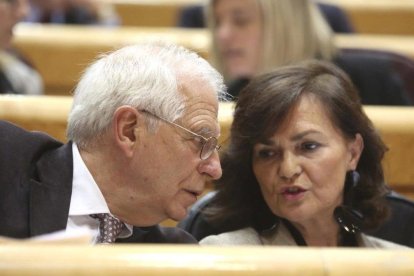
[[200, 60, 406, 248]]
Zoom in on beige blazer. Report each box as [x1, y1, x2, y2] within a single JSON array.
[[200, 224, 408, 249]]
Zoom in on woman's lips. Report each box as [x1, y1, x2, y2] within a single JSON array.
[[280, 186, 307, 201]]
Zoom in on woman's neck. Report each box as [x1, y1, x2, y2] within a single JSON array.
[[290, 217, 341, 247]]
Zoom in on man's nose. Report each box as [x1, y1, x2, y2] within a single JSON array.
[[198, 151, 223, 180]]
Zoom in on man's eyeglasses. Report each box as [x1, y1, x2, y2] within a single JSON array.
[[142, 110, 221, 160]]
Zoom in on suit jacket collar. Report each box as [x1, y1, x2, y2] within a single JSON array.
[[29, 142, 73, 236]]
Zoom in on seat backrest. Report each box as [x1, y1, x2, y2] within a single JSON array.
[[177, 191, 218, 241], [367, 191, 414, 247], [179, 190, 414, 247], [339, 48, 414, 104]]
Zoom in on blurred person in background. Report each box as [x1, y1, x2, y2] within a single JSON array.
[[0, 0, 43, 94], [206, 0, 411, 105], [26, 0, 119, 26], [178, 1, 354, 33]]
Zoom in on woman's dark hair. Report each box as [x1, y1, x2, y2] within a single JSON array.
[[206, 59, 389, 232]]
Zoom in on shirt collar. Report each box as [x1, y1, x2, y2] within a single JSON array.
[[69, 143, 110, 215], [69, 143, 133, 235]]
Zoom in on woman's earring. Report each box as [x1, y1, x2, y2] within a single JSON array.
[[350, 170, 360, 188], [334, 170, 363, 234]]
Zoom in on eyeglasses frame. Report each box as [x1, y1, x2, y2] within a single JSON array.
[[142, 110, 221, 160]]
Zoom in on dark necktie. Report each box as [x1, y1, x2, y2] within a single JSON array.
[[90, 213, 126, 244]]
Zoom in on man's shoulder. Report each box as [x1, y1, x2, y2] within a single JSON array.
[[0, 120, 64, 169], [0, 120, 58, 141], [0, 120, 62, 147]]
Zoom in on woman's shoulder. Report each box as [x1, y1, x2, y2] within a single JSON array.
[[199, 227, 261, 245], [360, 233, 411, 249]]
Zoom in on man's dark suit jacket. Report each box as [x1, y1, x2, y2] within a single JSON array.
[[0, 69, 14, 94], [0, 120, 196, 243]]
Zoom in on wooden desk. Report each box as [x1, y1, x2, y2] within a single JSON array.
[[0, 95, 71, 141], [1, 96, 413, 200], [104, 0, 203, 27], [12, 23, 209, 95], [335, 34, 414, 60], [106, 0, 414, 36], [12, 24, 414, 96], [0, 244, 413, 275], [365, 106, 414, 198], [321, 0, 414, 35]]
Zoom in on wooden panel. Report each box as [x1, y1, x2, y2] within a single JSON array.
[[321, 0, 414, 35], [0, 97, 413, 229], [106, 0, 414, 36], [12, 23, 209, 95], [112, 2, 180, 27], [103, 0, 202, 27], [335, 34, 414, 60], [12, 24, 414, 96], [0, 95, 72, 142], [1, 97, 413, 200], [0, 244, 413, 275], [364, 106, 414, 197]]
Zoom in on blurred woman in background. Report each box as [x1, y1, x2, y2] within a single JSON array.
[[207, 0, 411, 105]]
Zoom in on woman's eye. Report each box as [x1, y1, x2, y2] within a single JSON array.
[[301, 142, 319, 151], [233, 16, 250, 27], [257, 149, 276, 159]]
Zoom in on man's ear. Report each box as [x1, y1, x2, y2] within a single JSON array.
[[112, 106, 143, 157], [348, 133, 364, 170]]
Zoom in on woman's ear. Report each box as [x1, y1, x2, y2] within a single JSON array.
[[112, 106, 142, 157], [348, 133, 364, 170]]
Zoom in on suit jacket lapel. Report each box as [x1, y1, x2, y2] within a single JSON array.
[[29, 143, 74, 237]]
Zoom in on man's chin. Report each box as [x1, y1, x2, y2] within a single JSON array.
[[168, 206, 189, 222]]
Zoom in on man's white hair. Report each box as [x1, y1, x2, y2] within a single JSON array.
[[67, 42, 226, 148]]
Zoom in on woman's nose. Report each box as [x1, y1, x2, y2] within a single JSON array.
[[216, 22, 233, 44], [278, 152, 302, 181], [12, 0, 30, 23]]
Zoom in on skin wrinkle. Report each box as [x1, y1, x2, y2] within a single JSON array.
[[179, 84, 220, 139], [110, 77, 221, 225]]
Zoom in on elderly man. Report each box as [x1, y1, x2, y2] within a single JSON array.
[[0, 42, 226, 244]]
